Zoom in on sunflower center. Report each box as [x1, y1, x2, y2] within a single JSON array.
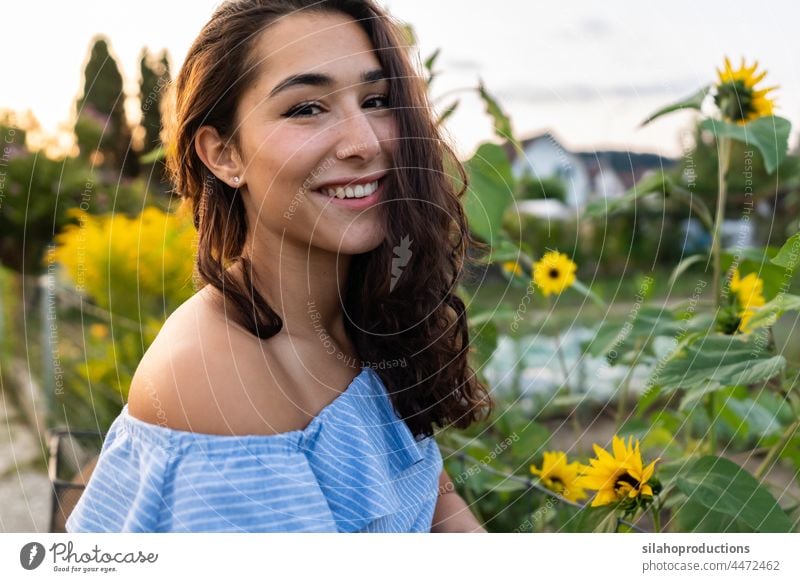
[[614, 472, 641, 495], [548, 268, 560, 279], [546, 476, 565, 493]]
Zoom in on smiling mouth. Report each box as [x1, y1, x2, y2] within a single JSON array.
[[317, 176, 384, 200]]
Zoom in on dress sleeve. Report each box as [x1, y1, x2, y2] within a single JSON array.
[[65, 409, 338, 533], [65, 415, 171, 532]]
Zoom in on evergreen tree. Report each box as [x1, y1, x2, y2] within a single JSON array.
[[139, 48, 171, 154], [74, 36, 138, 176]]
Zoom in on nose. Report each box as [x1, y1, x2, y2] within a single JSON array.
[[334, 107, 383, 162]]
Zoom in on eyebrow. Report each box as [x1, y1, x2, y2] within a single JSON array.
[[268, 68, 387, 99]]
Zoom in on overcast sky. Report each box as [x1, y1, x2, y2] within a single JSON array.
[[4, 0, 799, 158]]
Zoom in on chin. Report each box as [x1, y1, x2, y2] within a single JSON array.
[[332, 227, 386, 255]]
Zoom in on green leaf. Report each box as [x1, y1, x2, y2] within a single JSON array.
[[139, 145, 165, 164], [667, 254, 707, 290], [586, 306, 696, 360], [470, 319, 499, 372], [423, 47, 441, 87], [474, 234, 523, 265], [635, 384, 663, 418], [463, 143, 516, 247], [641, 85, 711, 126], [399, 23, 417, 47], [583, 170, 713, 229], [651, 330, 785, 395], [423, 47, 440, 71], [699, 116, 791, 174], [770, 231, 800, 270], [468, 307, 519, 328], [724, 397, 782, 439], [508, 419, 552, 465], [435, 99, 460, 126], [676, 455, 793, 532], [479, 472, 529, 493], [673, 498, 755, 532], [477, 79, 516, 145], [574, 505, 622, 533], [570, 279, 606, 308], [582, 171, 668, 219], [743, 293, 800, 331]]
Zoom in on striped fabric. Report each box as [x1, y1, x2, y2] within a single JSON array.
[[65, 367, 443, 533]]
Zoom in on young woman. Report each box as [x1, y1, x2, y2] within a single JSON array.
[[66, 0, 492, 533]]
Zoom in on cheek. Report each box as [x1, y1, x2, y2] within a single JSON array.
[[246, 129, 330, 196], [376, 117, 399, 156]]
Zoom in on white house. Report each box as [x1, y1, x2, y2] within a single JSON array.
[[509, 132, 591, 209], [506, 131, 674, 218]]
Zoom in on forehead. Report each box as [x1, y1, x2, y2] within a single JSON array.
[[248, 11, 382, 91]]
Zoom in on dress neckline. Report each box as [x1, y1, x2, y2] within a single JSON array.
[[120, 366, 373, 444]]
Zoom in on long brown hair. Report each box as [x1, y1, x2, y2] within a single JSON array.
[[164, 0, 492, 437]]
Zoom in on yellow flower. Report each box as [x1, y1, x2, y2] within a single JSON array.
[[576, 435, 661, 509], [501, 260, 524, 277], [728, 268, 767, 333], [738, 308, 759, 334], [730, 268, 765, 309], [715, 56, 778, 124], [89, 323, 109, 340], [533, 250, 577, 296], [52, 206, 196, 319], [530, 451, 588, 502]]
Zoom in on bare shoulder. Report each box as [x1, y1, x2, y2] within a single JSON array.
[[126, 287, 300, 436]]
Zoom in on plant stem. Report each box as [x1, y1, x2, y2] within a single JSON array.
[[615, 339, 643, 426], [706, 392, 718, 456], [711, 136, 732, 307], [706, 135, 732, 457], [651, 502, 663, 533], [550, 295, 579, 434], [755, 419, 800, 479]]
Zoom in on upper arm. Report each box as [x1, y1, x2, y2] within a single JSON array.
[[126, 314, 302, 436], [127, 337, 206, 431], [126, 309, 231, 432]]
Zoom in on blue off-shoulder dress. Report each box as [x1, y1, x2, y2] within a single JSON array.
[[65, 366, 443, 533]]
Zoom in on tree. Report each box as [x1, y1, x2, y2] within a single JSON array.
[[138, 48, 171, 154], [74, 36, 138, 177]]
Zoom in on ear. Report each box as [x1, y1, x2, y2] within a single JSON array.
[[194, 125, 245, 188]]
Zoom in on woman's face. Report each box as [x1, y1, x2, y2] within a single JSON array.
[[231, 10, 397, 255]]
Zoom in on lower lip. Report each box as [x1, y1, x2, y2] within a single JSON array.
[[312, 177, 384, 210]]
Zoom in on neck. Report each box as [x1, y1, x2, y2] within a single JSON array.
[[233, 226, 357, 359]]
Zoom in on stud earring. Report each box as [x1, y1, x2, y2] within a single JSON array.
[[232, 176, 240, 185]]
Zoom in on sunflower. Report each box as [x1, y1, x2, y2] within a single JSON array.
[[715, 56, 778, 124], [530, 451, 588, 502], [533, 250, 577, 297], [576, 435, 661, 511], [729, 268, 767, 333], [501, 260, 524, 278]]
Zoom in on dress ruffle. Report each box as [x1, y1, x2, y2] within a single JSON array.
[[65, 367, 442, 533]]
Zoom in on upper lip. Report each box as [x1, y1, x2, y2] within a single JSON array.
[[314, 171, 388, 191]]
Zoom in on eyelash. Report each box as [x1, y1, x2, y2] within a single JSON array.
[[282, 94, 390, 118]]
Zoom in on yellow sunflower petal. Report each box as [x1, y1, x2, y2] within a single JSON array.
[[591, 490, 618, 507], [641, 458, 660, 483]]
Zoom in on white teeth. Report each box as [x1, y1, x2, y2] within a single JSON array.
[[321, 179, 380, 199]]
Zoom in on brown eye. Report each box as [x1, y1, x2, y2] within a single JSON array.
[[364, 95, 390, 108], [282, 102, 323, 118]]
